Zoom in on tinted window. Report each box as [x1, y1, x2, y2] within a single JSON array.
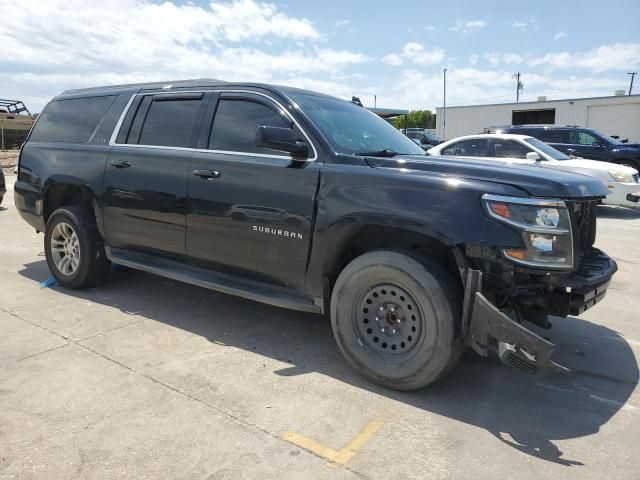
[[493, 139, 533, 159], [537, 129, 568, 143], [29, 95, 116, 143], [442, 139, 488, 157], [568, 130, 600, 145], [137, 98, 203, 148], [209, 98, 293, 156]]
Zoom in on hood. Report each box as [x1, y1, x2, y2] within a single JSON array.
[[366, 154, 609, 199], [554, 158, 637, 174]]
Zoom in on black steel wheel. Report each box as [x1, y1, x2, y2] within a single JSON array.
[[331, 250, 462, 390]]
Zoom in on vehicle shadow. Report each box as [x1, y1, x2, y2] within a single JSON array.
[[18, 261, 639, 467], [597, 205, 640, 219]]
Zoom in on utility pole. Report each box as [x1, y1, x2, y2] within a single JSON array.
[[628, 72, 637, 95], [512, 72, 524, 102], [374, 95, 377, 108], [443, 68, 447, 139]]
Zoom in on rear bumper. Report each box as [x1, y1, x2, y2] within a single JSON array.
[[463, 249, 617, 375], [14, 179, 45, 231]]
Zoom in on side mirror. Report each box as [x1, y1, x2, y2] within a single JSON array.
[[526, 152, 541, 161], [420, 137, 429, 145], [255, 126, 309, 159]]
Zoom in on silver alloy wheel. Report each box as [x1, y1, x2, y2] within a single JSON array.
[[50, 222, 81, 276]]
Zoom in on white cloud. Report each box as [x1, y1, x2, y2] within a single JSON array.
[[469, 54, 479, 66], [402, 43, 446, 64], [449, 19, 487, 33], [382, 54, 404, 66], [335, 19, 351, 28], [529, 43, 640, 72], [382, 43, 445, 67], [554, 31, 568, 40], [510, 21, 528, 29], [425, 26, 435, 32], [0, 0, 372, 110]]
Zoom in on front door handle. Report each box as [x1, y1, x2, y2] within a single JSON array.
[[192, 169, 221, 179], [110, 160, 132, 169]]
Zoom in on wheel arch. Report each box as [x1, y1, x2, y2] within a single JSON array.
[[309, 218, 467, 307], [42, 179, 100, 227]]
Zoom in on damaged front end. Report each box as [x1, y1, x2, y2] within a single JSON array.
[[461, 248, 617, 376]]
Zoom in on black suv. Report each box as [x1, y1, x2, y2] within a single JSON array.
[[15, 79, 616, 390], [497, 125, 640, 170]]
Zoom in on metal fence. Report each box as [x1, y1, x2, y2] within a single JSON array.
[[0, 127, 29, 151]]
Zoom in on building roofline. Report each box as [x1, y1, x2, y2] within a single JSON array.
[[435, 93, 640, 111]]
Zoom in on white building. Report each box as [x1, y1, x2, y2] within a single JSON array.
[[436, 93, 640, 142]]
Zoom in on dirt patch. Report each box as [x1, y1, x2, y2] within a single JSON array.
[[0, 151, 19, 168]]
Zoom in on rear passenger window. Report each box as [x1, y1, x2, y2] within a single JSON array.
[[136, 98, 203, 148], [209, 98, 292, 156], [537, 129, 568, 143], [442, 139, 488, 157], [29, 95, 116, 143]]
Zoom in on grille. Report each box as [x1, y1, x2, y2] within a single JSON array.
[[633, 173, 639, 183], [567, 200, 597, 268]]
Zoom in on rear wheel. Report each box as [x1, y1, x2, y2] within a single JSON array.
[[44, 206, 110, 289], [330, 250, 462, 390]]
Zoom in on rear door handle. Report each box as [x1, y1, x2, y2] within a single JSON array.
[[192, 169, 221, 179], [110, 160, 132, 169]]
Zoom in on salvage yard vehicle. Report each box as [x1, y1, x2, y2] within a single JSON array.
[[428, 133, 640, 209], [493, 124, 640, 172], [15, 79, 617, 390]]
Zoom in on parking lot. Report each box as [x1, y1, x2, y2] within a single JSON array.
[[1, 172, 639, 479]]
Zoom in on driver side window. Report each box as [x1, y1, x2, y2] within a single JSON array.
[[569, 130, 599, 145], [209, 98, 293, 156]]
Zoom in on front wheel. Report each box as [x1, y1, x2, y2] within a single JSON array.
[[44, 206, 111, 289], [330, 250, 462, 391]]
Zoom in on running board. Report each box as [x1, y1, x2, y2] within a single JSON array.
[[106, 247, 322, 314]]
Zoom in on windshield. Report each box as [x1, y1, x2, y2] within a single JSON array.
[[524, 137, 571, 160], [288, 93, 425, 155]]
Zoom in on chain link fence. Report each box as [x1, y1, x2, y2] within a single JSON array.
[[0, 127, 29, 151]]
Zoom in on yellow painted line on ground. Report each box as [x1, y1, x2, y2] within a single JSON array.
[[282, 417, 385, 465]]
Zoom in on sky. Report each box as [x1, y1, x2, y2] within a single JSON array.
[[1, 0, 639, 113]]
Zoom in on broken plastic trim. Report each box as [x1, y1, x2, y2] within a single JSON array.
[[463, 269, 570, 376]]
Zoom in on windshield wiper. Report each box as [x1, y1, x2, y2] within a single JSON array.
[[356, 149, 398, 157]]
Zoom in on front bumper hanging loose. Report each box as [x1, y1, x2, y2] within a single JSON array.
[[461, 253, 616, 376]]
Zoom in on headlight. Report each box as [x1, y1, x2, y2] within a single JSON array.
[[482, 194, 573, 269], [608, 169, 635, 183]]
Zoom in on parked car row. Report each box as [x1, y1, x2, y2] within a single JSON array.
[[427, 124, 640, 210]]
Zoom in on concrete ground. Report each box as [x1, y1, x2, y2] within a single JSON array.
[[1, 173, 639, 479]]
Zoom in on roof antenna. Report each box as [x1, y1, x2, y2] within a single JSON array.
[[351, 96, 363, 107]]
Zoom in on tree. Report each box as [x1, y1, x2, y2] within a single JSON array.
[[392, 109, 434, 129]]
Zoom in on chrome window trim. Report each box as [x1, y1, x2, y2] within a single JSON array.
[[108, 89, 318, 161]]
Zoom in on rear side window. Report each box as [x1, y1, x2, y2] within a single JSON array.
[[29, 95, 116, 143], [135, 97, 204, 148], [442, 138, 488, 157], [209, 98, 292, 156], [537, 129, 568, 143]]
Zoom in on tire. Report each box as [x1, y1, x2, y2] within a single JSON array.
[[0, 194, 4, 206], [44, 206, 111, 289], [330, 250, 463, 391]]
